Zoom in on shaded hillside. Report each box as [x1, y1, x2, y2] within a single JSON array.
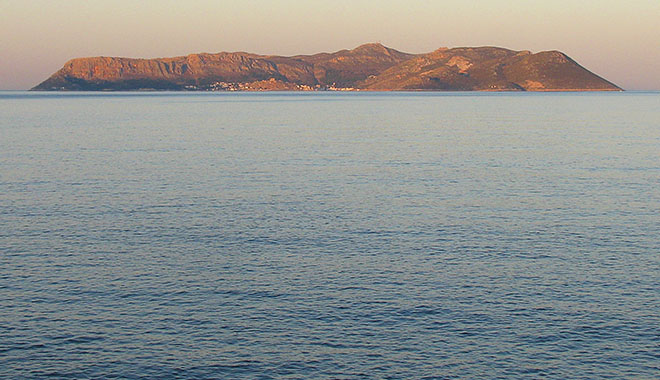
[[32, 44, 621, 91], [294, 43, 415, 88]]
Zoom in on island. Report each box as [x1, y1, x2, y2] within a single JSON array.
[[32, 43, 621, 92]]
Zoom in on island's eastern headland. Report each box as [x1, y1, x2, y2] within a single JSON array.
[[33, 43, 621, 91]]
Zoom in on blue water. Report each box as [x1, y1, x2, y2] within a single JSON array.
[[1, 91, 659, 379]]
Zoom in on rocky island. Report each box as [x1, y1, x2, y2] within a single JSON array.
[[33, 43, 621, 91]]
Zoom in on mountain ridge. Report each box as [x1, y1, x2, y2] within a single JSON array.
[[32, 43, 621, 91]]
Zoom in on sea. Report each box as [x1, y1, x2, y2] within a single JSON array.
[[1, 91, 659, 379]]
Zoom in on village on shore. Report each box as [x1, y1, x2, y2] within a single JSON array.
[[184, 78, 358, 92]]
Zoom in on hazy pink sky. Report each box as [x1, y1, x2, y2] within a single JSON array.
[[1, 0, 659, 90]]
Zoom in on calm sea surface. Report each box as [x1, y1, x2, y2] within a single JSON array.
[[1, 91, 659, 379]]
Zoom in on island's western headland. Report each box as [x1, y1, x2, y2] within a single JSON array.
[[32, 43, 621, 91]]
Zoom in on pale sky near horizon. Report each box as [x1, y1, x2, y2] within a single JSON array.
[[1, 0, 659, 90]]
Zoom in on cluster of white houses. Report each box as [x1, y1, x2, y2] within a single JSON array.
[[183, 79, 358, 92]]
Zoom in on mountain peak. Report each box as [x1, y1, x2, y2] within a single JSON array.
[[32, 44, 621, 91], [354, 42, 386, 50], [351, 43, 394, 56]]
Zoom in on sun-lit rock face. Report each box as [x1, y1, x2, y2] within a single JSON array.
[[33, 44, 621, 91], [360, 47, 620, 91]]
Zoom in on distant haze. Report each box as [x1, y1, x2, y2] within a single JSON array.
[[1, 0, 659, 90]]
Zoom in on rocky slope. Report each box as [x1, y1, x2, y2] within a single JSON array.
[[360, 47, 620, 91], [294, 43, 415, 88], [32, 43, 621, 91]]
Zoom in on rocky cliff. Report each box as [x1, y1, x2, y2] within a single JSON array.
[[32, 43, 621, 91]]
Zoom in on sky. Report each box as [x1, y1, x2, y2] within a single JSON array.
[[1, 0, 659, 90]]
